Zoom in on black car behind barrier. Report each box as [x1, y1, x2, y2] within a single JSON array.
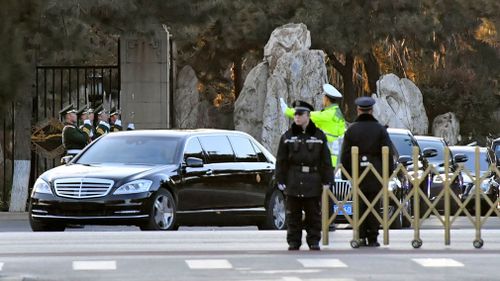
[[29, 130, 286, 231]]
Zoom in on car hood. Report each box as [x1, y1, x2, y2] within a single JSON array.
[[41, 163, 178, 183]]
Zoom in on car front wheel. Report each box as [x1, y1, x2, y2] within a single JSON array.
[[259, 189, 287, 230], [140, 188, 178, 231]]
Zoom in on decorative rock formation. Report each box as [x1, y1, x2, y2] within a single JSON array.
[[372, 74, 429, 135], [432, 112, 461, 145], [174, 66, 200, 129]]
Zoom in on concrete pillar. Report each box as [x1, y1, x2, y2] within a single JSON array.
[[120, 26, 172, 129]]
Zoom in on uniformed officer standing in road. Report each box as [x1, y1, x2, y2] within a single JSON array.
[[93, 105, 110, 140], [109, 107, 123, 132], [340, 97, 394, 247], [60, 104, 88, 156], [280, 84, 346, 167], [276, 101, 333, 251], [77, 106, 94, 142]]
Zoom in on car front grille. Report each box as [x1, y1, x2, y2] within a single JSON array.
[[332, 179, 352, 201], [54, 178, 114, 199]]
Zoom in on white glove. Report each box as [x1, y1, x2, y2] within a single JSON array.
[[278, 183, 286, 191], [279, 98, 287, 114], [83, 119, 91, 125], [114, 119, 122, 127], [127, 123, 135, 130]]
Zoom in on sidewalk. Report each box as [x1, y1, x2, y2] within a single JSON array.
[[0, 212, 27, 221]]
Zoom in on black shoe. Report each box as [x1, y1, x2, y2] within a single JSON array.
[[367, 241, 380, 247], [288, 244, 301, 251], [309, 244, 320, 251]]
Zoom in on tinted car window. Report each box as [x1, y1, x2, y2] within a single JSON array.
[[494, 144, 500, 161], [456, 150, 489, 172], [77, 136, 179, 165], [184, 138, 205, 161], [390, 133, 420, 156], [229, 136, 258, 162], [199, 136, 235, 163]]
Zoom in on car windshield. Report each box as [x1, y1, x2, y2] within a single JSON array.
[[77, 135, 180, 165], [452, 149, 489, 172], [390, 133, 419, 157]]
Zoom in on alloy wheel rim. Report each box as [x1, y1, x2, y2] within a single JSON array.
[[154, 195, 174, 229]]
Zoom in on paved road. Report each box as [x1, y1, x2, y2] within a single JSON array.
[[1, 213, 499, 281]]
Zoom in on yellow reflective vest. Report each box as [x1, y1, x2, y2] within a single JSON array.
[[285, 104, 346, 166]]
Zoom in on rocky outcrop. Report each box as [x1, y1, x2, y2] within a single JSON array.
[[174, 66, 200, 129], [235, 23, 329, 154], [264, 23, 311, 72], [372, 74, 429, 135], [432, 112, 461, 145]]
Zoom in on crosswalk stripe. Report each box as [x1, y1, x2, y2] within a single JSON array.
[[412, 258, 464, 267], [73, 261, 117, 271], [185, 259, 232, 269], [297, 259, 348, 268], [0, 262, 3, 271]]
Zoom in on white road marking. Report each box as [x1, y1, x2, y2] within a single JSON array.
[[412, 258, 464, 267], [248, 269, 321, 274], [0, 262, 3, 271], [297, 259, 348, 268], [185, 259, 232, 269], [72, 261, 117, 271], [282, 277, 302, 281]]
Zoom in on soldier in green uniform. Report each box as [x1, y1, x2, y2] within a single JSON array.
[[60, 104, 88, 156], [93, 104, 110, 140], [109, 107, 123, 132], [280, 83, 346, 167], [77, 106, 94, 142]]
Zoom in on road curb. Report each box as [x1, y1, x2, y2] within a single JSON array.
[[0, 212, 28, 220]]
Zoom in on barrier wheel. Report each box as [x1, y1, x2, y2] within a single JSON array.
[[473, 239, 484, 249], [412, 239, 423, 249], [350, 240, 360, 248]]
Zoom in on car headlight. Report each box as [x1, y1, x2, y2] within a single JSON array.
[[113, 180, 153, 195], [32, 178, 52, 195]]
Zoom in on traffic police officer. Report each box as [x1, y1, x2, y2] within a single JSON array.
[[281, 84, 346, 167], [109, 107, 123, 132], [60, 104, 87, 156], [77, 106, 94, 142], [276, 100, 333, 251], [93, 104, 110, 140], [340, 96, 394, 247]]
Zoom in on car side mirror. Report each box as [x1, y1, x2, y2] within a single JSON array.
[[61, 155, 73, 165], [185, 157, 204, 168], [398, 155, 413, 166], [422, 147, 438, 158], [454, 154, 468, 163]]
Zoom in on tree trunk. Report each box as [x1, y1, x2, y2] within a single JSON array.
[[342, 53, 356, 121], [363, 51, 381, 95], [233, 54, 243, 100], [9, 83, 33, 212]]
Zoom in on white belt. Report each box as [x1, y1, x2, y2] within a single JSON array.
[[67, 149, 82, 155]]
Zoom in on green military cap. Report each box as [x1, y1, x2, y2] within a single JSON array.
[[76, 106, 88, 117], [59, 104, 77, 117], [94, 104, 106, 116], [110, 107, 121, 117]]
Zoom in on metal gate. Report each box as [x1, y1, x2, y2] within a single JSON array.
[[322, 146, 500, 248], [31, 64, 120, 183]]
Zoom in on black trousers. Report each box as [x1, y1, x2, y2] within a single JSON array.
[[359, 191, 380, 243], [286, 196, 321, 247]]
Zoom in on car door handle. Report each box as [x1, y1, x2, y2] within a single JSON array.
[[205, 169, 213, 176]]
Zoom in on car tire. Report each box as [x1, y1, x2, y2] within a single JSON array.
[[29, 215, 66, 232], [140, 188, 178, 231], [259, 189, 287, 230]]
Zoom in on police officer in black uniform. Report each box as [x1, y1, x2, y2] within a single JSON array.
[[60, 104, 88, 157], [276, 100, 333, 251], [340, 97, 394, 247]]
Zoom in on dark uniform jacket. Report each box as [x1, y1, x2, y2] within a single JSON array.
[[80, 123, 94, 142], [276, 121, 333, 198], [340, 114, 395, 192], [62, 123, 87, 150], [94, 121, 110, 140], [111, 124, 122, 132]]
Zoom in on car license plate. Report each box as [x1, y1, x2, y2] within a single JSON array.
[[334, 203, 352, 215]]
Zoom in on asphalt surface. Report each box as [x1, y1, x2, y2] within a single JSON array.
[[0, 213, 499, 281]]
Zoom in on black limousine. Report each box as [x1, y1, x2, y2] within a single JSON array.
[[29, 130, 286, 231]]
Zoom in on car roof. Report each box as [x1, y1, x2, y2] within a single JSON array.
[[387, 128, 413, 135], [104, 129, 254, 139], [414, 135, 444, 142], [449, 145, 487, 152]]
